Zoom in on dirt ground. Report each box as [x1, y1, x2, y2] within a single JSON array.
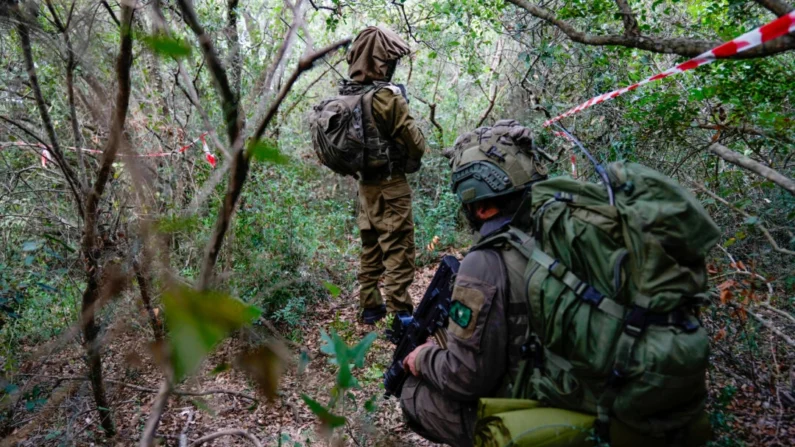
[[3, 266, 443, 446], [4, 261, 794, 446]]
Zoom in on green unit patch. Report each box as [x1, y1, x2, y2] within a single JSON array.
[[450, 300, 472, 328]]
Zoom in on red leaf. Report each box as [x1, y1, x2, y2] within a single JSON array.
[[714, 328, 727, 341], [720, 288, 733, 304]]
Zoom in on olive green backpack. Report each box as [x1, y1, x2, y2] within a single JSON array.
[[475, 161, 720, 445]]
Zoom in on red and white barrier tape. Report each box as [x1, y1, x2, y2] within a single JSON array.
[[199, 134, 217, 168], [543, 11, 795, 127], [1, 132, 213, 168]]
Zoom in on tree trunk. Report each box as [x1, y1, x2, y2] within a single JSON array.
[[78, 3, 136, 437]]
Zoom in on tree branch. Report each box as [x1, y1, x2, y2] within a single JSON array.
[[414, 96, 443, 141], [614, 0, 639, 36], [753, 0, 794, 16], [149, 2, 229, 158], [45, 0, 89, 191], [188, 429, 263, 447], [101, 0, 120, 27], [708, 142, 795, 196], [280, 59, 342, 122], [77, 3, 136, 437], [696, 123, 795, 146], [198, 37, 351, 290], [14, 5, 84, 217], [176, 0, 243, 147], [689, 179, 795, 256], [506, 0, 795, 58], [226, 0, 242, 100], [140, 380, 171, 447]]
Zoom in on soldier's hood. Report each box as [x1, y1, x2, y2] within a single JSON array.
[[347, 26, 410, 83]]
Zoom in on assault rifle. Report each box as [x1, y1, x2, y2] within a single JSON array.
[[383, 255, 460, 397]]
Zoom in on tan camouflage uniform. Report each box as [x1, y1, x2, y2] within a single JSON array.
[[346, 26, 427, 314]]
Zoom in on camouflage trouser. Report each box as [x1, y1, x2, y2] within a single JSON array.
[[357, 175, 415, 314], [401, 376, 478, 447]]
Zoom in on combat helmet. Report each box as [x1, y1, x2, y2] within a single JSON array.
[[449, 119, 548, 205]]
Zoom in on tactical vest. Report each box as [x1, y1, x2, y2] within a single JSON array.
[[338, 81, 407, 181]]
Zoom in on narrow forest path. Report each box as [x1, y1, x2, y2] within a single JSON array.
[[9, 266, 443, 446]]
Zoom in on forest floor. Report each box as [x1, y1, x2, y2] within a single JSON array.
[[5, 261, 795, 446], [5, 266, 443, 447]]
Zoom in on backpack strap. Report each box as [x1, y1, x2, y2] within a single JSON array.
[[472, 226, 534, 258], [529, 249, 626, 320]]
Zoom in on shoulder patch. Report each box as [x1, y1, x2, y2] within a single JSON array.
[[447, 285, 486, 340], [450, 301, 472, 328]]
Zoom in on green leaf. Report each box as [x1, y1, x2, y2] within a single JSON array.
[[210, 362, 231, 375], [348, 332, 377, 369], [319, 330, 337, 360], [298, 350, 311, 375], [301, 394, 346, 428], [142, 35, 192, 58], [337, 360, 354, 389], [21, 241, 42, 252], [323, 281, 341, 298], [155, 215, 199, 234], [163, 285, 261, 381], [723, 237, 737, 248], [743, 216, 759, 226], [43, 234, 76, 252], [364, 395, 377, 413], [247, 139, 289, 164]]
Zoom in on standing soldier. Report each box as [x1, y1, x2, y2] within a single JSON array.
[[342, 26, 427, 324]]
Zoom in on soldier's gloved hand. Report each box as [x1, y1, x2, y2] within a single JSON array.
[[405, 157, 422, 174], [403, 339, 434, 376]]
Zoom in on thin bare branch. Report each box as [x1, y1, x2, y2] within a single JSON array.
[[77, 3, 137, 437], [506, 0, 795, 58], [753, 0, 794, 16], [14, 5, 84, 216], [614, 0, 639, 36], [140, 380, 172, 447], [708, 142, 795, 196], [689, 179, 795, 256], [198, 37, 352, 290], [176, 0, 243, 147], [188, 429, 263, 447]]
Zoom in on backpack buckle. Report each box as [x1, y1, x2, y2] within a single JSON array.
[[520, 337, 543, 365], [553, 192, 574, 202], [624, 306, 648, 337], [580, 285, 604, 306]]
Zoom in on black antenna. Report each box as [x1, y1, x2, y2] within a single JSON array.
[[552, 122, 615, 206]]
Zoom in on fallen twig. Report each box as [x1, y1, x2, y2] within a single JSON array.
[[690, 179, 795, 256], [17, 374, 258, 402], [188, 429, 263, 447], [748, 310, 795, 347]]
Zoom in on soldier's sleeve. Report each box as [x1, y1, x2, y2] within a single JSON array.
[[413, 249, 509, 401], [372, 87, 427, 161]]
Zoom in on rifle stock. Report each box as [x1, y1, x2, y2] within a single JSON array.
[[383, 255, 460, 397]]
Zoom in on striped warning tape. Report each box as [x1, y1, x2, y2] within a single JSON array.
[[1, 132, 214, 168], [543, 11, 795, 127]]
